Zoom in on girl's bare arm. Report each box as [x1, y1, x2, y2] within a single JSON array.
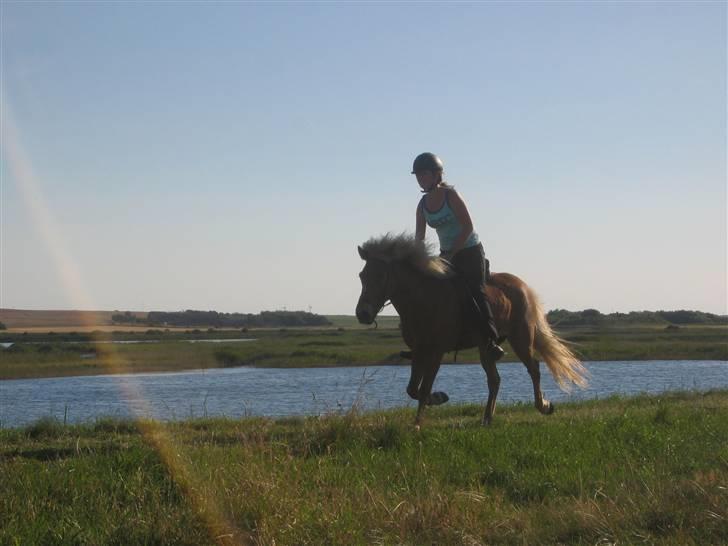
[[415, 201, 426, 241]]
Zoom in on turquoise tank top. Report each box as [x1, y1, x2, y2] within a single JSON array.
[[420, 190, 479, 254]]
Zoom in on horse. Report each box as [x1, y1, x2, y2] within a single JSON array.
[[355, 233, 587, 427]]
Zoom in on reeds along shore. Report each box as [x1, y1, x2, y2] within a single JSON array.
[[1, 324, 727, 380], [1, 390, 726, 545]]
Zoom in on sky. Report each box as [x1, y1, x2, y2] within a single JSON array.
[[1, 1, 726, 316]]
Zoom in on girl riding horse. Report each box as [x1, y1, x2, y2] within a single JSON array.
[[411, 152, 504, 361]]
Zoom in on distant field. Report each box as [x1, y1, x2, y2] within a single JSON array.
[[1, 323, 726, 381], [2, 325, 186, 334], [2, 309, 726, 381], [0, 309, 147, 330], [0, 309, 400, 332], [325, 314, 400, 329]]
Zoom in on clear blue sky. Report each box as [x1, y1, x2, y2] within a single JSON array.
[[2, 1, 726, 315]]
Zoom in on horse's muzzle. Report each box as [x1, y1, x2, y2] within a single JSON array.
[[356, 302, 375, 325]]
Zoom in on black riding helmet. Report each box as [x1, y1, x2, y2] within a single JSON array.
[[411, 152, 444, 174]]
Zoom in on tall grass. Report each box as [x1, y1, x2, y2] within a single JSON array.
[[1, 390, 726, 545]]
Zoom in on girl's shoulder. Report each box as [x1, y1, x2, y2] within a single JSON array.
[[441, 184, 458, 196], [443, 186, 463, 206], [445, 186, 465, 203], [420, 185, 457, 212]]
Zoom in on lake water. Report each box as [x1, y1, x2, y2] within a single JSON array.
[[0, 360, 726, 428]]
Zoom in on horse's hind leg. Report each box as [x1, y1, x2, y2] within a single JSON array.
[[510, 326, 554, 415], [479, 345, 500, 426]]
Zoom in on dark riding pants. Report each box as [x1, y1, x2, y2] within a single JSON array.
[[450, 243, 499, 342]]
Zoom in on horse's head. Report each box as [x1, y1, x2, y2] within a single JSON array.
[[355, 233, 451, 324], [355, 246, 391, 325]]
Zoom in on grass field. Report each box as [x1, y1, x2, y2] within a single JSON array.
[[1, 390, 726, 545], [1, 323, 726, 381]]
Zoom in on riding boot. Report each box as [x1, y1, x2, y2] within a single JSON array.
[[473, 291, 505, 361]]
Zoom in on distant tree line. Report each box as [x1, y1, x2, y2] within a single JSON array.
[[145, 310, 332, 328], [112, 311, 144, 324], [546, 308, 728, 326]]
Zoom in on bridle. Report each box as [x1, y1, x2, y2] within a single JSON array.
[[373, 300, 392, 329], [366, 259, 393, 329]]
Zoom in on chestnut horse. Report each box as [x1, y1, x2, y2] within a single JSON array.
[[355, 233, 587, 426]]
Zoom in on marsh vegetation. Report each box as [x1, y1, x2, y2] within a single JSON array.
[[1, 323, 726, 380]]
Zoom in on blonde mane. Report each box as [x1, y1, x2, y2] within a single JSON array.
[[360, 233, 454, 279]]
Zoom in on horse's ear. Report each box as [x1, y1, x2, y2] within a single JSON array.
[[358, 246, 367, 260]]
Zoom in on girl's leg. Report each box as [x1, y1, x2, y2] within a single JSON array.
[[453, 245, 504, 359], [473, 290, 500, 341]]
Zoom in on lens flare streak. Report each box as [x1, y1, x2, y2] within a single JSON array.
[[2, 96, 249, 545]]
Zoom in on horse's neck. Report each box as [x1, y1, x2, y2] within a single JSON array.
[[390, 264, 449, 318]]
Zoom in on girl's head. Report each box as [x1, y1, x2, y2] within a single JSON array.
[[411, 152, 444, 192]]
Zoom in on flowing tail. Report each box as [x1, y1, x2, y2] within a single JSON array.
[[528, 288, 589, 390]]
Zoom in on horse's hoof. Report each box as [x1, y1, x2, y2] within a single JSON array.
[[546, 402, 555, 415], [428, 391, 449, 406], [486, 344, 505, 361]]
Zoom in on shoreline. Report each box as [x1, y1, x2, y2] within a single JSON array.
[[2, 325, 726, 381], [2, 357, 727, 383]]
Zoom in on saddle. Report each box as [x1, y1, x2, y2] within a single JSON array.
[[398, 259, 497, 363]]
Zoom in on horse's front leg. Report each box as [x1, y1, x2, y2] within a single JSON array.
[[479, 345, 501, 426], [406, 360, 422, 401], [414, 352, 443, 428]]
